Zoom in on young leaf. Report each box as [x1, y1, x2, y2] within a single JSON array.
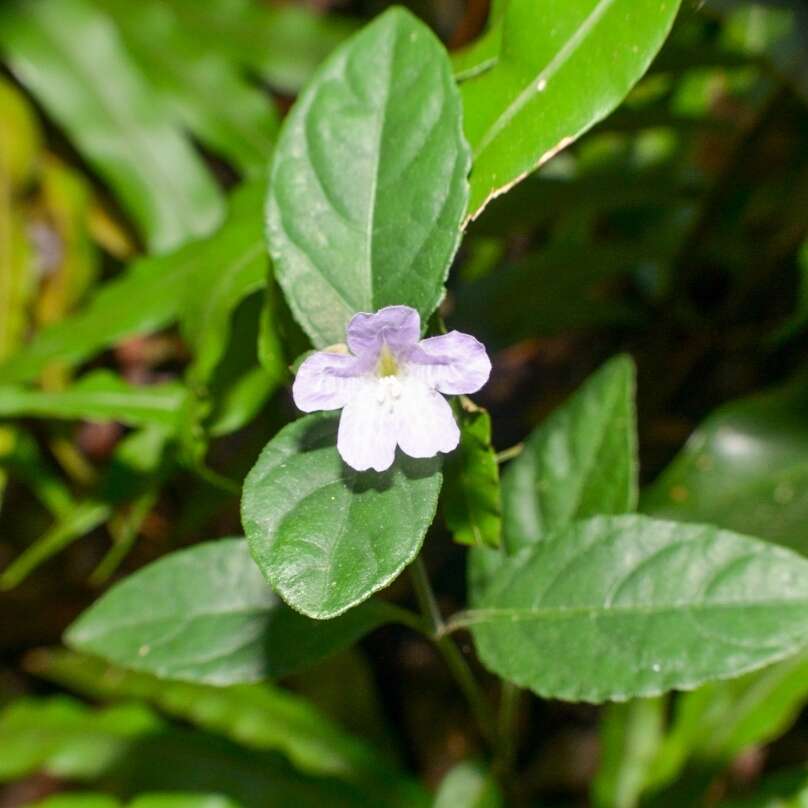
[[0, 370, 188, 429], [266, 6, 470, 348], [67, 539, 395, 684], [502, 355, 638, 552], [241, 414, 442, 619], [461, 0, 681, 219], [443, 405, 501, 548], [469, 515, 808, 702], [0, 0, 224, 252], [642, 379, 808, 554]]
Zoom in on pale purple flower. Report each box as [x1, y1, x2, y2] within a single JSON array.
[[293, 305, 491, 472]]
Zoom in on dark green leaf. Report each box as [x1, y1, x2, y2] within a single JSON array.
[[642, 379, 808, 554], [460, 0, 681, 219], [502, 355, 638, 552], [66, 538, 396, 683], [267, 6, 470, 347], [444, 405, 501, 548], [241, 414, 442, 619], [469, 515, 808, 702], [0, 0, 224, 252]]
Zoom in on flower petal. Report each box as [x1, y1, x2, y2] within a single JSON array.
[[395, 377, 460, 459], [346, 305, 421, 359], [337, 381, 398, 472], [292, 350, 364, 413], [409, 331, 492, 395]]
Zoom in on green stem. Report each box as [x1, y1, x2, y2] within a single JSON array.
[[495, 680, 521, 778], [409, 556, 497, 745]]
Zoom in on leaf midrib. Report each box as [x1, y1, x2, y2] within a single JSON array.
[[473, 0, 618, 160]]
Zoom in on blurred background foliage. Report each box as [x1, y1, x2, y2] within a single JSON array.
[[1, 0, 808, 806]]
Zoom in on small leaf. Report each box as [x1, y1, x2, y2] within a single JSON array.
[[0, 370, 188, 429], [642, 378, 808, 554], [241, 414, 442, 619], [434, 761, 504, 808], [502, 355, 638, 552], [461, 0, 681, 219], [267, 6, 470, 347], [444, 405, 501, 548], [67, 538, 394, 683], [0, 0, 224, 252], [470, 515, 808, 702]]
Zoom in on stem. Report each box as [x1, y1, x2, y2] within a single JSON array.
[[409, 556, 497, 744], [495, 681, 521, 778], [495, 443, 524, 465]]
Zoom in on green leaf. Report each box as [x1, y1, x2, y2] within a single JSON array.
[[0, 182, 263, 385], [160, 0, 355, 95], [1, 695, 382, 808], [0, 0, 224, 252], [95, 0, 278, 176], [460, 0, 681, 219], [0, 499, 111, 590], [592, 697, 665, 808], [241, 413, 442, 619], [0, 696, 162, 782], [642, 378, 808, 554], [66, 538, 395, 683], [0, 370, 188, 429], [644, 651, 808, 795], [266, 6, 470, 348], [33, 650, 427, 806], [434, 760, 504, 808], [502, 355, 638, 552], [0, 73, 42, 187], [30, 796, 121, 808], [443, 404, 501, 548], [130, 797, 243, 808], [468, 514, 808, 702]]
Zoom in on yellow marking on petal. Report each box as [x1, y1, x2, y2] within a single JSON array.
[[377, 344, 398, 377]]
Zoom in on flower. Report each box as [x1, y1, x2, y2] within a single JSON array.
[[293, 305, 491, 472]]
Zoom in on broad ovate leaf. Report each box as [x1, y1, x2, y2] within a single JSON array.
[[66, 539, 391, 683], [241, 414, 442, 619], [502, 354, 637, 552], [267, 6, 470, 347], [461, 0, 681, 219], [470, 515, 808, 702]]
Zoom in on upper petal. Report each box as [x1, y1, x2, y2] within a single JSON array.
[[346, 305, 421, 359], [292, 350, 364, 413], [395, 377, 460, 460], [409, 331, 492, 395], [337, 381, 398, 472]]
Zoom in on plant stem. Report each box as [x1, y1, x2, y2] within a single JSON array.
[[495, 680, 521, 778], [495, 443, 524, 464], [409, 556, 497, 744]]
